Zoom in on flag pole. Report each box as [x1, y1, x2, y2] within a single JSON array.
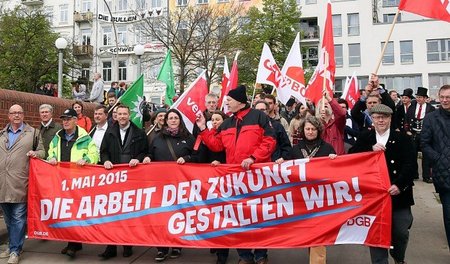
[[321, 52, 329, 110], [374, 9, 400, 75], [250, 82, 258, 106], [146, 124, 157, 136]]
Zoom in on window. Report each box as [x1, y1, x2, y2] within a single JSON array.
[[119, 61, 127, 81], [117, 26, 127, 45], [302, 47, 318, 66], [379, 75, 422, 92], [81, 29, 91, 45], [427, 39, 450, 62], [82, 0, 92, 12], [382, 0, 399, 7], [177, 0, 187, 6], [347, 13, 359, 36], [81, 68, 90, 81], [118, 0, 128, 11], [103, 0, 113, 12], [429, 73, 450, 97], [383, 13, 401, 23], [103, 62, 112, 82], [134, 25, 150, 44], [44, 6, 54, 24], [217, 0, 229, 2], [197, 0, 208, 3], [305, 0, 317, 4], [151, 0, 161, 8], [59, 4, 68, 24], [334, 78, 345, 93], [136, 0, 146, 9], [332, 15, 342, 37], [381, 41, 394, 64], [217, 17, 230, 38], [348, 43, 361, 66], [103, 27, 112, 46], [335, 44, 343, 67], [400, 40, 413, 64]]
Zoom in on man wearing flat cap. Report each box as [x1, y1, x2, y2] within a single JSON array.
[[349, 104, 415, 264], [405, 87, 435, 183], [196, 85, 276, 264]]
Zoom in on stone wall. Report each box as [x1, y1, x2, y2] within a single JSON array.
[[0, 89, 96, 129]]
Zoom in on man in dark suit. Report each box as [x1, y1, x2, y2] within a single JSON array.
[[394, 88, 414, 133], [98, 105, 148, 259], [349, 104, 415, 264], [405, 87, 435, 183]]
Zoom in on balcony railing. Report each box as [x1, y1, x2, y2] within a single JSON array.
[[301, 25, 320, 40], [74, 11, 93, 23], [21, 0, 44, 6], [73, 45, 93, 58]]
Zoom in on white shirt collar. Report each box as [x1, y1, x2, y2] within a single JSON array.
[[41, 118, 53, 128], [96, 122, 108, 131], [375, 128, 390, 147]]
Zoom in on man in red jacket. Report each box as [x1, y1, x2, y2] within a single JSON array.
[[196, 85, 276, 264]]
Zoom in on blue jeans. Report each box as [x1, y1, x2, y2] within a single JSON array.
[[0, 203, 27, 255], [439, 192, 450, 248], [237, 249, 267, 262]]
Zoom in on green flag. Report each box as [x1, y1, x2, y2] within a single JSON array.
[[157, 50, 175, 106], [118, 74, 144, 128]]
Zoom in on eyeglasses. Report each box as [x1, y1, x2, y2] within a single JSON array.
[[372, 115, 390, 121], [9, 112, 24, 115]]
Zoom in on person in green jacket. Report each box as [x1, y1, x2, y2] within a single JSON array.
[[47, 108, 99, 258]]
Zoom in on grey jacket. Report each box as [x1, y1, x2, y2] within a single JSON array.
[[0, 123, 45, 203], [89, 79, 104, 103]]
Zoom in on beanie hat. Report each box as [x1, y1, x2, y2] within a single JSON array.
[[227, 85, 248, 104], [154, 108, 167, 116]]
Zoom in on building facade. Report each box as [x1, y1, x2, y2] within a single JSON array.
[[299, 0, 450, 98], [5, 0, 450, 100], [11, 0, 168, 102]]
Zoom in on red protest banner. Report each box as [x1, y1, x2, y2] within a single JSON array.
[[28, 152, 391, 248]]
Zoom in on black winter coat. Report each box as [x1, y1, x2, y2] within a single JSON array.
[[291, 138, 335, 159], [421, 108, 450, 193], [271, 118, 292, 161], [100, 122, 148, 164], [349, 129, 415, 210], [148, 130, 197, 162]]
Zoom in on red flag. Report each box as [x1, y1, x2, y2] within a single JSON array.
[[399, 0, 450, 23], [221, 52, 239, 113], [341, 73, 360, 109], [305, 1, 335, 104], [171, 70, 208, 132]]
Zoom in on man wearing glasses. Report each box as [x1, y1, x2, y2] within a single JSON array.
[[421, 84, 450, 253], [349, 104, 415, 264], [0, 104, 45, 264], [47, 108, 99, 258]]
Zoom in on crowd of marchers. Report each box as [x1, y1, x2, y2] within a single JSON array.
[[0, 72, 449, 264]]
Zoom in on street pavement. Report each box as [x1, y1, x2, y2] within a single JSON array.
[[0, 180, 449, 264]]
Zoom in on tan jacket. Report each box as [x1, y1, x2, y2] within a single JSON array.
[[0, 123, 45, 203]]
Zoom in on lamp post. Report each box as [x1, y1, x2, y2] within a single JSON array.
[[134, 44, 145, 77], [55, 37, 68, 98]]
